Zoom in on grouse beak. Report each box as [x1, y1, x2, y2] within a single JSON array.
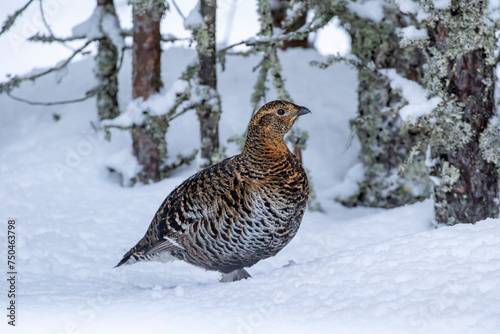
[[296, 106, 312, 117]]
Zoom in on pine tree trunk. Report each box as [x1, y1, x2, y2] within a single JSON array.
[[96, 0, 120, 120], [194, 0, 221, 166], [130, 0, 166, 183], [427, 13, 499, 225], [339, 9, 431, 208]]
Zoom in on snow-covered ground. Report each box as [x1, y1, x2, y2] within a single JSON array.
[[1, 47, 500, 334]]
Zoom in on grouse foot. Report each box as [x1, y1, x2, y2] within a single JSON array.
[[220, 269, 251, 283]]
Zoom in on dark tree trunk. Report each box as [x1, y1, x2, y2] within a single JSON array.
[[337, 8, 431, 208], [130, 0, 166, 183], [270, 0, 308, 49], [131, 2, 163, 100], [428, 17, 499, 225], [96, 0, 120, 120], [194, 0, 222, 166]]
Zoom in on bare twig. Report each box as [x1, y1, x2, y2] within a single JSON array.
[[0, 39, 94, 94], [218, 25, 317, 54], [162, 35, 192, 43], [38, 0, 76, 51], [162, 149, 198, 175], [218, 40, 247, 53], [3, 37, 127, 106], [39, 0, 55, 36], [6, 89, 98, 106], [102, 124, 132, 131], [120, 28, 191, 44], [171, 0, 186, 20], [27, 39, 93, 81], [166, 102, 197, 122], [218, 8, 332, 55]]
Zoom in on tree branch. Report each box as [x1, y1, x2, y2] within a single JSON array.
[[218, 17, 328, 55], [38, 0, 78, 51], [0, 0, 36, 36], [28, 33, 86, 43], [0, 39, 94, 94], [171, 0, 186, 20], [166, 102, 197, 122], [6, 88, 98, 106]]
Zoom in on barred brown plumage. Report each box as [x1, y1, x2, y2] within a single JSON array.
[[115, 100, 311, 282]]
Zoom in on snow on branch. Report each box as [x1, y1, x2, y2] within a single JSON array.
[[72, 5, 124, 59], [184, 1, 205, 29], [102, 78, 196, 129], [380, 68, 441, 122], [398, 26, 429, 47], [346, 0, 385, 23]]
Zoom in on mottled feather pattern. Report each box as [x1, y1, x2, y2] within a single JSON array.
[[116, 100, 311, 282]]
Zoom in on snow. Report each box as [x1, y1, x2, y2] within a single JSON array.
[[2, 46, 500, 334], [399, 25, 428, 41], [184, 1, 205, 30], [286, 2, 305, 19], [380, 68, 442, 122], [330, 162, 365, 199], [103, 79, 193, 128], [101, 12, 125, 60], [72, 6, 104, 39], [489, 0, 500, 22], [432, 0, 452, 10], [347, 0, 385, 23], [395, 0, 420, 14], [71, 5, 124, 59], [314, 17, 351, 57]]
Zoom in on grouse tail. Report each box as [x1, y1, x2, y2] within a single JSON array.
[[114, 243, 147, 268]]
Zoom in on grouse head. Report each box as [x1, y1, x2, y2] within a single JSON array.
[[247, 100, 311, 142]]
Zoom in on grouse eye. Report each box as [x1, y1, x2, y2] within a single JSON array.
[[277, 109, 285, 116]]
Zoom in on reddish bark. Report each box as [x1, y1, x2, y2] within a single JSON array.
[[131, 1, 165, 183], [132, 4, 162, 99]]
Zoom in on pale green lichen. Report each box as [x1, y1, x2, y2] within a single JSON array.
[[316, 1, 434, 208], [413, 0, 499, 225], [419, 101, 472, 152], [129, 0, 167, 22], [439, 161, 460, 192], [96, 38, 120, 120], [480, 117, 500, 171]]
